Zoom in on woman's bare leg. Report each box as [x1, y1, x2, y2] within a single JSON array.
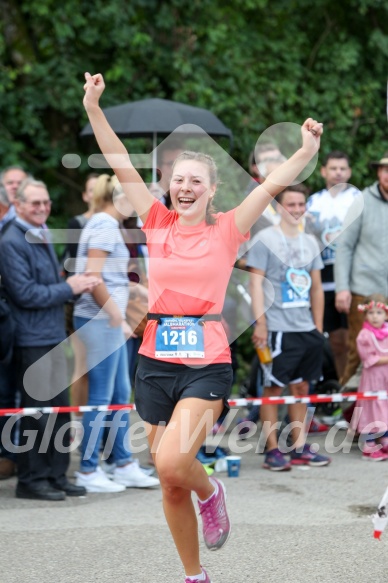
[[146, 398, 223, 577]]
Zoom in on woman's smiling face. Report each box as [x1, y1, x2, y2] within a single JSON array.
[[169, 159, 216, 225]]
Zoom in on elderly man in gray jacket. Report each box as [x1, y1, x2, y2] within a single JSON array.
[[335, 152, 388, 386]]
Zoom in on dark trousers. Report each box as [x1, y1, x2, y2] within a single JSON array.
[[12, 345, 71, 488], [0, 361, 18, 461]]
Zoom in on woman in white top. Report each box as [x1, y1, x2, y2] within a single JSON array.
[[73, 174, 159, 492]]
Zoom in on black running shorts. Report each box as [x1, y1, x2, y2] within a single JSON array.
[[135, 355, 233, 425], [262, 329, 324, 388]]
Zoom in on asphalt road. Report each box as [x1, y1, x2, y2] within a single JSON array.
[[1, 409, 387, 583]]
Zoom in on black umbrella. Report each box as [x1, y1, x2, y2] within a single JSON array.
[[81, 97, 232, 141], [81, 98, 233, 180]]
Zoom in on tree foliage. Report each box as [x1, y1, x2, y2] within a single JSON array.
[[0, 0, 387, 217]]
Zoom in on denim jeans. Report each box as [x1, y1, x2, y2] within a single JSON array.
[[127, 336, 141, 386], [74, 317, 132, 472]]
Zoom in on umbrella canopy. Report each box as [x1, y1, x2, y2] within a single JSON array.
[[80, 97, 233, 143], [81, 98, 233, 182]]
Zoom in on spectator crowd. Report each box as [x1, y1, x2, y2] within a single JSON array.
[[0, 143, 388, 497]]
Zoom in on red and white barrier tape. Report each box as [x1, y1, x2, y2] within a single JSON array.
[[0, 391, 387, 417]]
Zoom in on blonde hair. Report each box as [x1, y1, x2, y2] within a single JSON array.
[[92, 174, 123, 212], [171, 151, 218, 225]]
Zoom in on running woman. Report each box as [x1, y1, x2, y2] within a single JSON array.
[[82, 71, 323, 583]]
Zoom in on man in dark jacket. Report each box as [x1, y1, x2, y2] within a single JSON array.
[[0, 178, 100, 500], [0, 183, 18, 480]]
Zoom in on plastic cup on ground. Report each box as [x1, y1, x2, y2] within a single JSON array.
[[214, 458, 228, 472], [225, 455, 241, 477]]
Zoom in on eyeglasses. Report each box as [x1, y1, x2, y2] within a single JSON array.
[[26, 199, 52, 208]]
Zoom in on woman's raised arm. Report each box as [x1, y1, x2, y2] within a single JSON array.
[[235, 118, 323, 234], [83, 72, 156, 222]]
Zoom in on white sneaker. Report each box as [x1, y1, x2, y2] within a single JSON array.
[[100, 460, 116, 476], [101, 458, 156, 477], [134, 459, 156, 476], [112, 461, 160, 488], [74, 467, 126, 493]]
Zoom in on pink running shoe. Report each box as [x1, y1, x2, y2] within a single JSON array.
[[184, 567, 212, 583], [362, 449, 388, 461], [198, 478, 231, 551]]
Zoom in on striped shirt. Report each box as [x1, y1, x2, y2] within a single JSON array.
[[305, 186, 360, 291], [74, 212, 129, 319]]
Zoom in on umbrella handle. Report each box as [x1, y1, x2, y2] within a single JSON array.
[[152, 132, 157, 183]]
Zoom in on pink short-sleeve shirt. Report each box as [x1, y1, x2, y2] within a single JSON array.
[[139, 200, 249, 365]]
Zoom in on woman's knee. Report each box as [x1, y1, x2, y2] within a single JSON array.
[[158, 461, 190, 504], [156, 454, 189, 490], [160, 481, 190, 505]]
